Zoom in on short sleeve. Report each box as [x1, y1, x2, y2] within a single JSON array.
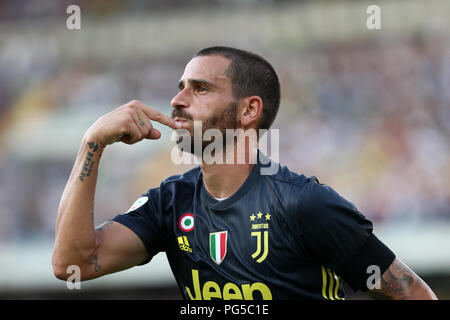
[[112, 188, 166, 265], [296, 179, 395, 291]]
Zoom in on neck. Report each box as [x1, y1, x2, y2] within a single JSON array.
[[201, 162, 254, 199], [200, 144, 257, 199]]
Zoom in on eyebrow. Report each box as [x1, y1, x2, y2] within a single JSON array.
[[178, 78, 218, 90]]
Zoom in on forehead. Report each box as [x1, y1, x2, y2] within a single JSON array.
[[181, 55, 231, 85]]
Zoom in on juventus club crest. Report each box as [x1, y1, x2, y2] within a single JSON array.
[[250, 211, 271, 263], [209, 231, 228, 265]]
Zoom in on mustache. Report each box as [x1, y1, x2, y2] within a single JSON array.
[[171, 108, 193, 121]]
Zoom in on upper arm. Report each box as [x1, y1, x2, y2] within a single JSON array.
[[79, 220, 149, 281], [296, 180, 374, 268], [365, 257, 438, 300]]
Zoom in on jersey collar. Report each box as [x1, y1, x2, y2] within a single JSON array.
[[200, 150, 266, 209]]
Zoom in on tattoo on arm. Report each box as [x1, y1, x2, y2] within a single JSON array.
[[366, 258, 438, 300], [79, 141, 99, 182], [89, 252, 101, 273], [95, 220, 114, 232], [85, 221, 115, 274]]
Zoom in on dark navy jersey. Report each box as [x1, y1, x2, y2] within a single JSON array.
[[112, 151, 395, 300]]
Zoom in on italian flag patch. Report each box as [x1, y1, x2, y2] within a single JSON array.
[[210, 231, 228, 265]]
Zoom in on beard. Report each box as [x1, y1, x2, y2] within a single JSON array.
[[172, 101, 239, 157]]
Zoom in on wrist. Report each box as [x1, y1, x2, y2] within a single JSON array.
[[82, 133, 106, 151]]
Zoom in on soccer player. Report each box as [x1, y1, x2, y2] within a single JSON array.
[[52, 46, 437, 300]]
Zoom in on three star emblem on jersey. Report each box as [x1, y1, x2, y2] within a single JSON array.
[[179, 213, 194, 232], [209, 231, 228, 265]]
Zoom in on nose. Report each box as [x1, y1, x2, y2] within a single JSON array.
[[170, 89, 190, 109]]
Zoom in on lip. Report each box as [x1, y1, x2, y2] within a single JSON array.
[[174, 117, 191, 123], [173, 118, 190, 128]]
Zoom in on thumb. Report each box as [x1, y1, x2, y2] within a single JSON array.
[[146, 128, 161, 140]]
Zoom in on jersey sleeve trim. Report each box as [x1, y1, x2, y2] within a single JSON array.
[[336, 233, 396, 292], [112, 213, 156, 265]]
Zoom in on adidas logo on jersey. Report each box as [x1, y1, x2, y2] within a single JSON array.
[[178, 236, 192, 253]]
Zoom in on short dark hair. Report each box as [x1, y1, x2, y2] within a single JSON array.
[[195, 46, 280, 131]]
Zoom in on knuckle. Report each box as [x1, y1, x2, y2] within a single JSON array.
[[142, 127, 150, 136], [127, 104, 136, 112], [135, 133, 143, 142], [119, 125, 128, 134], [125, 115, 134, 124], [129, 99, 141, 106], [153, 112, 162, 120]]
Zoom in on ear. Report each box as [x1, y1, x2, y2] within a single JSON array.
[[239, 96, 263, 128]]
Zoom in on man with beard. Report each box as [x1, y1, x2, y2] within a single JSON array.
[[52, 46, 437, 300]]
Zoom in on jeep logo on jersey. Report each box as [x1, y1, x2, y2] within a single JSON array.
[[210, 231, 227, 265], [179, 213, 194, 232]]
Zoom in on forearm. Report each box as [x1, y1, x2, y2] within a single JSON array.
[[52, 100, 177, 280], [366, 258, 438, 300], [53, 135, 104, 270]]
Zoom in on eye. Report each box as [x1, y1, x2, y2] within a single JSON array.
[[194, 85, 207, 93]]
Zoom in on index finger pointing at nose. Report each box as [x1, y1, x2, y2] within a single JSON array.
[[139, 104, 180, 129]]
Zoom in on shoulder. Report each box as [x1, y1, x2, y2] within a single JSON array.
[[266, 164, 364, 223], [160, 166, 201, 188], [144, 166, 201, 208], [259, 163, 325, 223], [292, 176, 371, 234], [266, 164, 336, 202], [263, 163, 319, 204], [298, 179, 360, 217], [263, 162, 352, 211], [145, 166, 201, 195]]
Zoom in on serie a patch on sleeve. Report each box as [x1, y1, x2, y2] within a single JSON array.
[[125, 196, 148, 213]]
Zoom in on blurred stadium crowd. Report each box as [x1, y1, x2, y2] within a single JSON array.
[[280, 35, 450, 224], [0, 0, 449, 249]]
